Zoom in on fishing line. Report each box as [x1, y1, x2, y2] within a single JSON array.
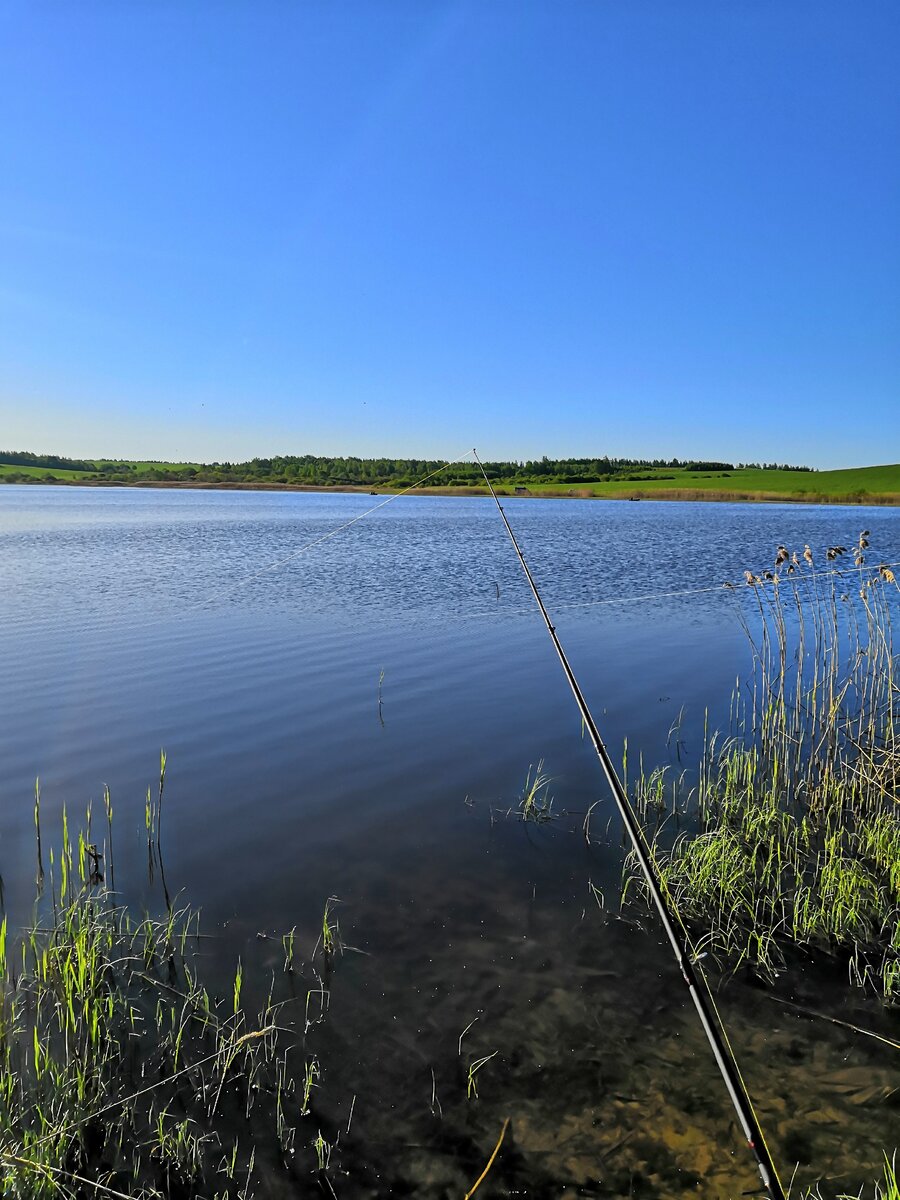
[[436, 557, 900, 626], [159, 448, 478, 620], [534, 558, 900, 614], [473, 448, 787, 1200], [53, 450, 479, 644]]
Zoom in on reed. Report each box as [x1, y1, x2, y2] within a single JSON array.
[[317, 895, 342, 968], [0, 799, 340, 1196], [519, 759, 554, 822], [465, 1051, 498, 1101], [625, 541, 900, 1001]]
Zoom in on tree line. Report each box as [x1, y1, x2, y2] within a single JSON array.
[[0, 450, 814, 487]]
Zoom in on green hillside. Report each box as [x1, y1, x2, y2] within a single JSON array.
[[1, 452, 898, 504], [519, 464, 900, 503], [0, 456, 200, 482]]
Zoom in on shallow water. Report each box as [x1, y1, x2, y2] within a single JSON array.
[[1, 485, 899, 1195]]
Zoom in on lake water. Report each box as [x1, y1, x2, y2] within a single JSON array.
[[1, 485, 899, 1197]]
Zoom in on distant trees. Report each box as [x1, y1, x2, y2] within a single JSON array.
[[0, 450, 817, 487], [0, 450, 95, 471], [737, 462, 814, 472]]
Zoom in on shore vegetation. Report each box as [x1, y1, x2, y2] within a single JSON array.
[[2, 449, 899, 504], [0, 809, 342, 1197], [626, 538, 900, 1003]]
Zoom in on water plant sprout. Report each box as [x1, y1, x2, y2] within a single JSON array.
[[0, 805, 344, 1197]]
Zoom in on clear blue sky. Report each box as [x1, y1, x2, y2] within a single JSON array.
[[1, 2, 897, 469]]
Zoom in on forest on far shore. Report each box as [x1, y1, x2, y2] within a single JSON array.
[[0, 450, 813, 487]]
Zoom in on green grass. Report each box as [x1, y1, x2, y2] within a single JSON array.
[[517, 463, 900, 503], [622, 536, 900, 1001], [518, 759, 555, 822], [0, 463, 96, 480], [801, 1152, 900, 1199], [0, 460, 202, 481], [0, 800, 341, 1197]]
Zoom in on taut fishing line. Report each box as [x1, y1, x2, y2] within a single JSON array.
[[163, 449, 479, 620], [439, 556, 900, 627], [472, 448, 787, 1200], [104, 449, 479, 640]]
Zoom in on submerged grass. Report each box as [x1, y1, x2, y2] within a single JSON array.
[[0, 800, 342, 1198], [800, 1152, 900, 1200], [624, 536, 900, 1001], [518, 759, 555, 823]]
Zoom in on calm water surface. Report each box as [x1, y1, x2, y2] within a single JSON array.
[[2, 486, 899, 1197]]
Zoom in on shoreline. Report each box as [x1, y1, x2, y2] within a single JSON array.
[[2, 477, 899, 506]]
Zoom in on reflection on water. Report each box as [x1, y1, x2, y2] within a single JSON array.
[[1, 485, 899, 1194]]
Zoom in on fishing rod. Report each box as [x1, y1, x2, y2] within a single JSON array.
[[473, 450, 786, 1200]]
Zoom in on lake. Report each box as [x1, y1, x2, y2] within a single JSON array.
[[1, 484, 898, 1197]]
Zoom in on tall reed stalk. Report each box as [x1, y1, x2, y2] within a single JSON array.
[[627, 545, 900, 1001]]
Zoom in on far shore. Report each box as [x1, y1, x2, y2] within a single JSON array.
[[4, 477, 900, 506]]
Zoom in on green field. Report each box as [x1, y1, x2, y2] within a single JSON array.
[[510, 463, 900, 504], [1, 458, 898, 504], [0, 460, 200, 481], [0, 463, 94, 480]]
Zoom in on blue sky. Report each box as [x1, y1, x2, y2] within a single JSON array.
[[0, 1, 897, 468]]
